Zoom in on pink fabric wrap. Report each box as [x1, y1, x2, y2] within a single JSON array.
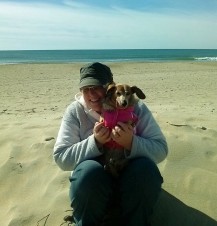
[[102, 107, 138, 148]]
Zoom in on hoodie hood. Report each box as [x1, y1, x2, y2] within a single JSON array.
[[75, 92, 101, 121]]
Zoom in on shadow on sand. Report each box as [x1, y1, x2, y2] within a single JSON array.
[[61, 189, 217, 226], [151, 189, 217, 226]]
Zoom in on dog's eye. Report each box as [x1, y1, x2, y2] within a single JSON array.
[[125, 91, 131, 96], [116, 92, 121, 96]]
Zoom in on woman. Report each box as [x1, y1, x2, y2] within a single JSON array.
[[53, 62, 168, 226]]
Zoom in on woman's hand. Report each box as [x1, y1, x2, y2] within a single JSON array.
[[111, 122, 134, 150], [93, 122, 111, 147]]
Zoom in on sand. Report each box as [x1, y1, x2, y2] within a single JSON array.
[[0, 62, 217, 226]]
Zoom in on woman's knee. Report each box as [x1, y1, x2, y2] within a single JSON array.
[[70, 160, 103, 185], [69, 160, 113, 201], [121, 157, 163, 190]]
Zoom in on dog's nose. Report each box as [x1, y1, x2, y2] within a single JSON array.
[[121, 100, 128, 107]]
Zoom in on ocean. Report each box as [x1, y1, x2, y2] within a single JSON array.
[[0, 49, 217, 65]]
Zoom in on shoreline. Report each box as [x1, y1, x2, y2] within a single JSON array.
[[0, 59, 217, 65], [1, 49, 217, 65]]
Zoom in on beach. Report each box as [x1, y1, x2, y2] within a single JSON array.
[[0, 61, 217, 226]]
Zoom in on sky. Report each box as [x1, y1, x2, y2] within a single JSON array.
[[0, 0, 217, 50]]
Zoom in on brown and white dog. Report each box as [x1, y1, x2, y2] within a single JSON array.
[[100, 83, 146, 177]]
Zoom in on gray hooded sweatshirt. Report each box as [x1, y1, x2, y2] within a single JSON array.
[[53, 93, 168, 171]]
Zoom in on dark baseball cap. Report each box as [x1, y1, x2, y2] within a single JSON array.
[[79, 62, 113, 89]]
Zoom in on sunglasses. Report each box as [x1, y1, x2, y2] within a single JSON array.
[[80, 86, 104, 93]]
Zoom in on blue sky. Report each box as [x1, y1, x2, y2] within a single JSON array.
[[0, 0, 217, 50]]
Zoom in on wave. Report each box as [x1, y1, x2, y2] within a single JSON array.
[[195, 57, 217, 61]]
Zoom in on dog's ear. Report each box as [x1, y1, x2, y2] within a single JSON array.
[[106, 83, 116, 98], [131, 86, 146, 99]]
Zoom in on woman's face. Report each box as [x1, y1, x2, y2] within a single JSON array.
[[81, 86, 106, 113]]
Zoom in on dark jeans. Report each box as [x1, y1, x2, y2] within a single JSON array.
[[69, 157, 163, 226]]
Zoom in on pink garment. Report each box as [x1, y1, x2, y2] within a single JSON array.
[[102, 107, 138, 148]]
